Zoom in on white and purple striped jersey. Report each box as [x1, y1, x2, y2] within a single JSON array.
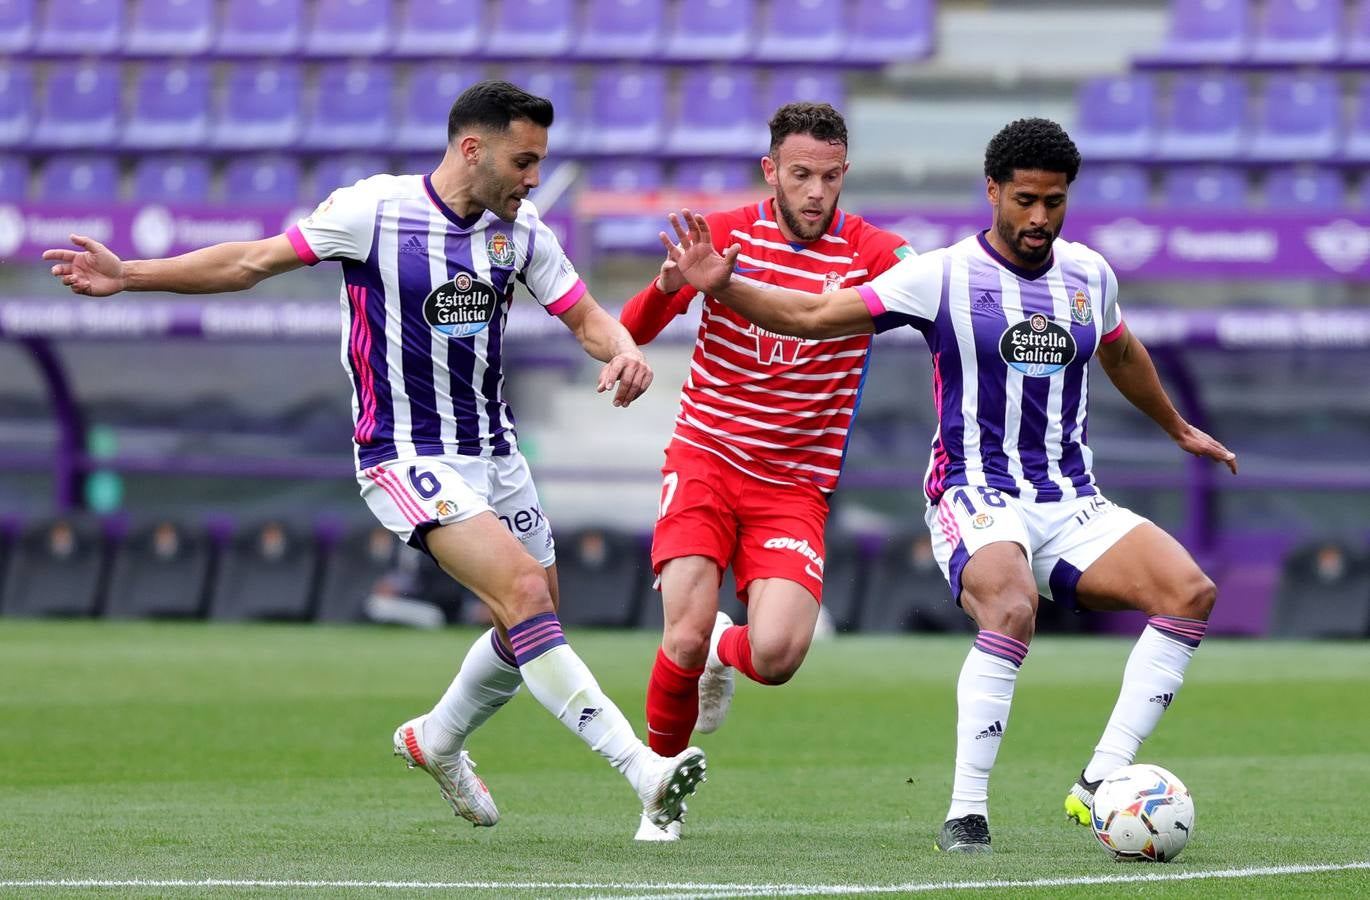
[[285, 174, 586, 471], [856, 231, 1124, 505]]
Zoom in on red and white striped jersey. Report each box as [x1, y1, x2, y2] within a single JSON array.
[[621, 199, 911, 492]]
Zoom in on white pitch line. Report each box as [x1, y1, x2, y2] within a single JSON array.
[[1, 862, 1368, 895]]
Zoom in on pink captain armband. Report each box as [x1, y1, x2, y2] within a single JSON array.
[[1101, 320, 1126, 343], [285, 225, 320, 265], [545, 279, 587, 315], [855, 284, 886, 316]]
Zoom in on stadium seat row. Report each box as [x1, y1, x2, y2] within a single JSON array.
[[0, 517, 1002, 635], [0, 153, 769, 205], [1074, 72, 1370, 164], [0, 0, 933, 64], [1072, 163, 1370, 213], [1144, 0, 1370, 67], [0, 61, 844, 157]]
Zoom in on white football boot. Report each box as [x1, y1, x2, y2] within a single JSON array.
[[638, 746, 707, 828], [393, 715, 499, 827], [633, 810, 684, 842], [695, 611, 735, 734]]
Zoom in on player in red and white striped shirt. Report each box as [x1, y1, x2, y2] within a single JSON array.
[[620, 103, 910, 840]]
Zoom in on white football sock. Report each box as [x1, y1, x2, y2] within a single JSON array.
[[425, 629, 523, 758], [1082, 616, 1205, 784], [946, 632, 1029, 821], [509, 613, 654, 793]]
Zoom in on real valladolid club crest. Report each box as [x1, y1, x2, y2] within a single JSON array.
[[486, 232, 515, 267], [1071, 288, 1093, 325]]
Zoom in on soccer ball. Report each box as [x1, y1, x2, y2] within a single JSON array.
[[1090, 763, 1194, 862]]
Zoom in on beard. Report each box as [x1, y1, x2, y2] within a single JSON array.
[[997, 217, 1054, 265], [776, 191, 835, 242], [474, 165, 522, 222]]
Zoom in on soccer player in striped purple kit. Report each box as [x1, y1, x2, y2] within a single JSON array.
[[659, 118, 1237, 853], [42, 80, 706, 831]]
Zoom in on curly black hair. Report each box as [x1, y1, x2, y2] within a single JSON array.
[[769, 102, 848, 157], [983, 118, 1081, 184]]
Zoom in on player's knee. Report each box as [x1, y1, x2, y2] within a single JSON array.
[[749, 631, 809, 684], [662, 620, 710, 670], [1178, 574, 1217, 620], [503, 564, 553, 623], [972, 595, 1036, 644]]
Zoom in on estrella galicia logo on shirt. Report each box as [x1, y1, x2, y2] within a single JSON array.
[[998, 313, 1077, 377], [422, 271, 499, 338]]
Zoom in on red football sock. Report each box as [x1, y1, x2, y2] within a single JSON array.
[[644, 646, 704, 756], [717, 624, 780, 685]]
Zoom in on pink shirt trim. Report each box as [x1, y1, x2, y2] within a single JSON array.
[[285, 225, 320, 265], [1101, 320, 1126, 344], [546, 279, 587, 316], [855, 284, 886, 317]]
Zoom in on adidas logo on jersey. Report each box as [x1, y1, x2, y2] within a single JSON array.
[[577, 706, 602, 732], [1149, 692, 1174, 708], [975, 720, 1004, 740], [400, 235, 426, 254], [974, 291, 1000, 312]]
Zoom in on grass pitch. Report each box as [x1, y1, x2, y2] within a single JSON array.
[[1, 622, 1367, 898]]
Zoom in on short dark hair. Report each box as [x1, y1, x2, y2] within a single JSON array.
[[983, 118, 1081, 185], [447, 80, 554, 144], [768, 102, 848, 157]]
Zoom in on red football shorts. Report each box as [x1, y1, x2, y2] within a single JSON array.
[[651, 440, 829, 604]]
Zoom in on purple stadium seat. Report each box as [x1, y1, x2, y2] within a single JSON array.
[[0, 63, 33, 147], [313, 154, 387, 194], [1343, 78, 1370, 160], [124, 0, 213, 55], [224, 155, 302, 204], [38, 154, 120, 203], [764, 70, 846, 114], [1073, 76, 1157, 161], [1152, 0, 1250, 63], [756, 0, 845, 62], [33, 61, 120, 148], [580, 67, 666, 155], [1069, 164, 1150, 210], [1247, 73, 1340, 161], [1347, 0, 1370, 62], [1263, 166, 1345, 210], [844, 0, 934, 62], [305, 64, 393, 150], [588, 158, 665, 192], [668, 69, 763, 156], [1156, 74, 1247, 161], [486, 0, 574, 58], [664, 0, 754, 60], [123, 62, 210, 149], [132, 156, 211, 203], [393, 0, 479, 56], [514, 67, 581, 153], [1161, 166, 1248, 210], [672, 160, 757, 192], [216, 0, 303, 54], [35, 0, 122, 53], [214, 64, 302, 149], [0, 154, 28, 200], [1250, 0, 1342, 63], [575, 0, 666, 59], [397, 65, 484, 151], [305, 0, 391, 56], [0, 0, 35, 53]]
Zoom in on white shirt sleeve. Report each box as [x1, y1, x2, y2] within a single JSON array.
[[1100, 257, 1124, 339], [286, 183, 379, 264], [854, 250, 944, 333], [518, 210, 585, 316]]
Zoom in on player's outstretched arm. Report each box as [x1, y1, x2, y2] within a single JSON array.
[[558, 292, 654, 408], [619, 252, 696, 346], [661, 209, 874, 339], [1097, 326, 1238, 474], [43, 233, 306, 297]]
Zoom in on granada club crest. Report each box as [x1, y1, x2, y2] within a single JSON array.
[[486, 232, 515, 267], [1071, 288, 1093, 325]]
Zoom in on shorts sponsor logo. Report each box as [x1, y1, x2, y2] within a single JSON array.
[[763, 535, 825, 577], [999, 314, 1077, 377], [971, 512, 994, 529], [486, 232, 515, 267], [499, 504, 547, 535], [423, 271, 499, 338], [1071, 288, 1093, 325]]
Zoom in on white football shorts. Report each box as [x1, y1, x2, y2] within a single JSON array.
[[925, 485, 1148, 607], [357, 452, 556, 567]]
